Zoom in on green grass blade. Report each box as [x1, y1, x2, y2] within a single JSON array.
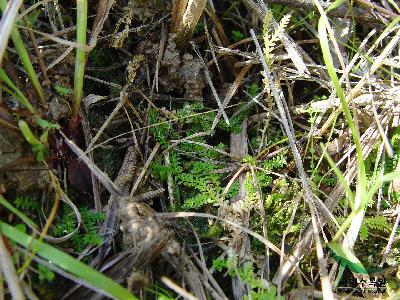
[[353, 16, 400, 72], [0, 222, 137, 300], [387, 0, 400, 12], [0, 195, 37, 230], [317, 2, 368, 250], [71, 0, 88, 125], [367, 169, 400, 200], [317, 18, 364, 172], [0, 0, 45, 105], [320, 143, 354, 209], [325, 0, 346, 13], [316, 2, 367, 190], [328, 241, 368, 274], [0, 68, 35, 113], [18, 120, 42, 147]]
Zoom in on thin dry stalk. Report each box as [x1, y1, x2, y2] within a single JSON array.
[[46, 45, 74, 71], [157, 212, 281, 255], [174, 0, 207, 49], [161, 277, 198, 300], [203, 16, 220, 72], [172, 0, 188, 33], [204, 7, 231, 46], [84, 74, 122, 89], [380, 207, 400, 266], [0, 0, 22, 63], [309, 202, 334, 299], [20, 3, 50, 85], [191, 42, 230, 125], [60, 131, 122, 196], [151, 22, 168, 95], [0, 236, 25, 300], [211, 65, 251, 130], [317, 27, 400, 136], [130, 143, 160, 196], [89, 0, 115, 49], [164, 151, 176, 207], [222, 164, 247, 198], [123, 106, 143, 161], [246, 0, 390, 23], [169, 138, 234, 159], [16, 0, 51, 22], [86, 92, 127, 152], [81, 104, 237, 153], [21, 282, 39, 300], [80, 109, 102, 212], [186, 243, 228, 300], [17, 25, 91, 51]]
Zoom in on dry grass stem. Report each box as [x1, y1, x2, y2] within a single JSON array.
[[161, 276, 198, 300], [173, 0, 207, 49], [0, 0, 22, 63], [0, 232, 25, 300]]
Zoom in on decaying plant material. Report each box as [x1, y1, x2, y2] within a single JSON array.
[[172, 0, 208, 49]]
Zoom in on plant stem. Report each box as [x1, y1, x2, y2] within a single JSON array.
[[174, 0, 207, 50], [0, 0, 22, 64], [0, 0, 46, 106], [71, 0, 88, 130]]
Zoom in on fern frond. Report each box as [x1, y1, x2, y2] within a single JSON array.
[[359, 216, 390, 241], [272, 12, 291, 43], [262, 11, 291, 109], [262, 9, 274, 68], [262, 11, 291, 68]]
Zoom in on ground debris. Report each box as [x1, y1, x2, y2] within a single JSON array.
[[0, 126, 49, 196], [157, 34, 206, 101], [119, 199, 171, 249]]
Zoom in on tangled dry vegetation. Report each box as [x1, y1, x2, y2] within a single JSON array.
[[2, 0, 400, 299]]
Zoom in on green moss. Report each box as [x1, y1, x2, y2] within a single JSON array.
[[52, 205, 105, 252]]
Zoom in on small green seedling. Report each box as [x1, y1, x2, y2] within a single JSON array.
[[36, 117, 61, 130], [37, 264, 55, 282], [231, 30, 244, 42], [55, 84, 72, 96], [248, 83, 260, 98], [18, 120, 47, 162]]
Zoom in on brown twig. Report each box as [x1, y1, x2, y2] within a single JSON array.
[[20, 4, 50, 86], [89, 0, 115, 49]]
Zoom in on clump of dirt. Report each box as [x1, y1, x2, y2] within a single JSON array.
[[130, 0, 155, 21], [141, 34, 206, 100], [0, 126, 49, 196], [48, 97, 70, 121], [0, 127, 23, 167], [160, 35, 205, 100]]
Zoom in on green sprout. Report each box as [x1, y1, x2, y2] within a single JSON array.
[[71, 0, 88, 129], [55, 84, 72, 96], [18, 120, 47, 162], [231, 30, 244, 42]]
